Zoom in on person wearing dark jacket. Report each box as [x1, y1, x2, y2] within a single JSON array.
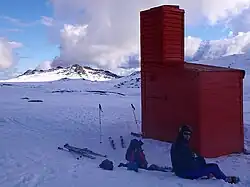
[[170, 125, 239, 184], [118, 139, 148, 172], [119, 139, 172, 172], [125, 139, 148, 169]]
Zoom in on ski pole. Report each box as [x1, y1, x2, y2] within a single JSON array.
[[131, 104, 140, 132], [99, 104, 102, 143]]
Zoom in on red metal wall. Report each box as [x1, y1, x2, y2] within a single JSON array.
[[142, 63, 245, 157], [140, 5, 184, 65], [140, 4, 245, 158], [141, 64, 201, 152], [140, 5, 186, 145], [198, 71, 244, 157]]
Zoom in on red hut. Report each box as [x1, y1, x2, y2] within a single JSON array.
[[140, 5, 245, 158]]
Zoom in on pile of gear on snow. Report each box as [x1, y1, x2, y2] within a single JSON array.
[[58, 125, 248, 184]]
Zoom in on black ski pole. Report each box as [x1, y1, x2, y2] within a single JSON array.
[[99, 104, 103, 143], [131, 104, 139, 132]]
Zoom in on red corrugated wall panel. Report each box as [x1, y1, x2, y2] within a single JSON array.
[[162, 9, 184, 61], [199, 72, 244, 157], [140, 5, 185, 64], [141, 64, 201, 151]]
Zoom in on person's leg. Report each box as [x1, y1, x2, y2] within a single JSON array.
[[205, 164, 240, 184], [147, 164, 172, 172], [196, 156, 206, 166], [127, 162, 139, 172], [204, 163, 227, 180], [183, 168, 209, 179], [118, 163, 128, 167], [183, 164, 226, 180], [138, 163, 148, 169], [118, 162, 146, 170]]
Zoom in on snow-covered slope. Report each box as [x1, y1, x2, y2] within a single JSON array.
[[192, 53, 250, 71], [114, 71, 141, 89], [1, 64, 122, 83], [0, 56, 250, 186], [115, 53, 249, 90]]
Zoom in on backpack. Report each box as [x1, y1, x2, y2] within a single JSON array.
[[126, 139, 143, 161], [125, 139, 148, 168], [99, 159, 114, 170]]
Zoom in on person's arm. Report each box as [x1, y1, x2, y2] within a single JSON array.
[[139, 151, 148, 165], [179, 145, 198, 168]]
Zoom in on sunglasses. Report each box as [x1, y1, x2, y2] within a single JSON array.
[[183, 131, 192, 136]]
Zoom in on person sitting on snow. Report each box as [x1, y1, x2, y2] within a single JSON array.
[[170, 125, 239, 184], [126, 139, 148, 169], [118, 139, 173, 172], [118, 139, 148, 171]]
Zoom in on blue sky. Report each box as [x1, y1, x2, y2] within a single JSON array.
[[0, 0, 230, 74], [0, 0, 58, 73]]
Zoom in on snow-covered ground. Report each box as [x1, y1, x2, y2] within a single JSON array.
[[0, 58, 250, 186]]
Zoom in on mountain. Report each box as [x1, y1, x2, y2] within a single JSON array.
[[2, 53, 249, 85], [2, 64, 122, 83], [191, 53, 250, 72], [114, 71, 141, 89], [185, 32, 250, 61], [3, 31, 250, 84]]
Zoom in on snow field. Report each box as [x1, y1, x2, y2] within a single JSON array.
[[0, 69, 250, 186]]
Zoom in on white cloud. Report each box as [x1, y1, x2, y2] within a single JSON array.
[[0, 28, 22, 33], [41, 16, 54, 26], [226, 8, 250, 34], [8, 41, 23, 49], [185, 36, 202, 58], [0, 67, 20, 80], [184, 32, 250, 61], [55, 24, 139, 70], [36, 60, 52, 70], [47, 0, 250, 72], [0, 16, 39, 27], [1, 15, 56, 28], [165, 0, 250, 25], [0, 38, 20, 69]]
